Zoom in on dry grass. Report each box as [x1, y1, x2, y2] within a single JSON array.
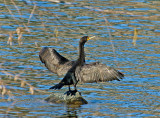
[[132, 28, 138, 46], [0, 64, 50, 116], [0, 64, 49, 98], [4, 0, 36, 46]]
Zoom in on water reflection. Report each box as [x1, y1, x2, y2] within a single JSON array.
[[0, 0, 160, 117]]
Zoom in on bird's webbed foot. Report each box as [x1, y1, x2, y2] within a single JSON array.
[[64, 89, 77, 96]]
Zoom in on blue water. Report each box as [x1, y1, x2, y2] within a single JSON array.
[[0, 0, 160, 117]]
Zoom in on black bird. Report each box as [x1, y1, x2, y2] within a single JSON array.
[[48, 36, 124, 92], [39, 42, 124, 83], [49, 36, 91, 92]]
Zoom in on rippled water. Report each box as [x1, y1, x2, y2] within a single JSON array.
[[0, 0, 160, 117]]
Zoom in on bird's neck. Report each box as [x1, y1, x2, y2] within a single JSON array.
[[78, 43, 85, 65]]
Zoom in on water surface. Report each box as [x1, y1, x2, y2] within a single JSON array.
[[0, 0, 160, 117]]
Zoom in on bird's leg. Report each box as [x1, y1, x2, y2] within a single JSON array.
[[68, 85, 71, 91], [64, 85, 71, 96], [65, 73, 79, 96], [67, 84, 78, 96], [73, 84, 77, 92], [71, 73, 78, 92]]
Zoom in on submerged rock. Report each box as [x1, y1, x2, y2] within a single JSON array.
[[45, 91, 88, 105]]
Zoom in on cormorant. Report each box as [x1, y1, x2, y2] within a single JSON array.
[[46, 36, 124, 93], [49, 36, 91, 92]]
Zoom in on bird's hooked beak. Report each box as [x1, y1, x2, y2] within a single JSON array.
[[87, 36, 95, 40]]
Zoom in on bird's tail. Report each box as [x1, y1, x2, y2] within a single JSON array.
[[49, 82, 64, 89], [118, 71, 124, 79]]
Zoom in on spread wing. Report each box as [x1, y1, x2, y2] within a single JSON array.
[[39, 47, 75, 76], [39, 47, 124, 82], [79, 62, 124, 83]]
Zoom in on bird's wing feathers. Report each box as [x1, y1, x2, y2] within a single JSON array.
[[39, 47, 124, 84], [39, 47, 70, 74], [79, 62, 124, 83]]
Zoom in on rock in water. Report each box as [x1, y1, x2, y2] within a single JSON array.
[[45, 91, 88, 105]]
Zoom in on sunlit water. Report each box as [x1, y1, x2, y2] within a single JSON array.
[[0, 0, 160, 117]]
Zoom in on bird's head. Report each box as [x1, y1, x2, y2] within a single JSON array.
[[79, 36, 95, 44]]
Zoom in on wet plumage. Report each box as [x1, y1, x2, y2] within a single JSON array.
[[39, 36, 124, 91], [39, 47, 76, 76], [49, 36, 89, 91]]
